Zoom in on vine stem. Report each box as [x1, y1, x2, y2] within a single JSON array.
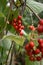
[[26, 5, 41, 20]]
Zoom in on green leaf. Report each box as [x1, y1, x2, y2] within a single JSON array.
[[2, 39, 12, 50], [3, 34, 25, 46], [27, 0, 43, 14], [0, 0, 7, 10], [0, 12, 5, 17]]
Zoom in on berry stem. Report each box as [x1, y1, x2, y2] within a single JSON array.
[[26, 5, 41, 20]]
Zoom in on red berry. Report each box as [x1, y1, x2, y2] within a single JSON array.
[[37, 24, 43, 33], [35, 49, 40, 54], [13, 23, 16, 27], [18, 28, 22, 32], [29, 41, 34, 48], [40, 43, 43, 47], [18, 15, 22, 19], [13, 18, 17, 23], [39, 19, 43, 25], [29, 56, 35, 61], [15, 25, 18, 30], [36, 56, 41, 61], [18, 24, 21, 27], [18, 20, 22, 24], [29, 25, 35, 31], [38, 39, 43, 44], [20, 31, 23, 36], [21, 25, 24, 29], [25, 44, 31, 51], [40, 48, 43, 52]]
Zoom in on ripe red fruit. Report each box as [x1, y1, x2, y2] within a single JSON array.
[[40, 43, 43, 47], [29, 56, 35, 61], [18, 15, 22, 19], [40, 48, 43, 52], [13, 18, 17, 23], [35, 49, 40, 54], [18, 28, 22, 32], [38, 39, 43, 44], [37, 24, 43, 33], [25, 44, 31, 51], [21, 26, 24, 29], [36, 56, 41, 61], [18, 20, 22, 24], [15, 25, 18, 30], [29, 41, 34, 48], [20, 31, 23, 36], [39, 19, 43, 25], [29, 25, 35, 31], [18, 24, 21, 27]]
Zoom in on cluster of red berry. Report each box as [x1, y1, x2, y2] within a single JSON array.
[[37, 19, 43, 33], [25, 39, 43, 61], [12, 15, 24, 36]]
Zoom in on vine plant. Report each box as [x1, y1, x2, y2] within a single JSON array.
[[0, 0, 43, 65]]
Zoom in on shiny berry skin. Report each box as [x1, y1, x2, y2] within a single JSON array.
[[12, 23, 16, 27], [18, 24, 21, 27], [18, 20, 22, 24], [29, 56, 35, 61], [18, 15, 22, 19], [39, 19, 43, 25], [37, 25, 43, 33], [29, 25, 35, 31], [21, 26, 24, 29], [38, 39, 43, 44], [15, 26, 18, 30], [35, 49, 40, 54], [20, 31, 23, 36], [18, 28, 22, 32], [25, 44, 31, 51], [40, 43, 43, 47], [36, 56, 41, 61], [29, 41, 34, 48]]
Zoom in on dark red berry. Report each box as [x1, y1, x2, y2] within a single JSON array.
[[40, 48, 43, 52], [36, 56, 41, 61], [29, 41, 34, 48], [29, 25, 35, 31], [18, 28, 22, 32], [18, 24, 21, 27], [15, 25, 18, 30], [38, 39, 43, 44], [18, 20, 22, 24], [25, 44, 31, 51], [29, 56, 35, 61], [37, 24, 43, 33], [20, 31, 23, 36], [18, 15, 22, 19], [21, 25, 24, 29], [13, 18, 17, 23], [35, 49, 40, 54], [39, 19, 43, 25]]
